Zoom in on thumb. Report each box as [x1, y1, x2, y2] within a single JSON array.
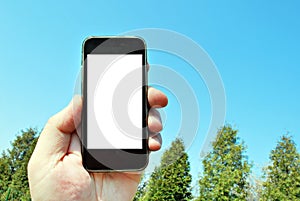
[[33, 96, 82, 161]]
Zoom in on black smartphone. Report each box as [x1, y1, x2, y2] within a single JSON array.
[[81, 37, 148, 172]]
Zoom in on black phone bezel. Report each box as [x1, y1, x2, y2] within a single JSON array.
[[82, 37, 148, 171]]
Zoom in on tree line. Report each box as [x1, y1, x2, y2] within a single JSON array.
[[0, 125, 299, 200]]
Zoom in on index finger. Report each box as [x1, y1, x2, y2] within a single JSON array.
[[148, 87, 168, 108]]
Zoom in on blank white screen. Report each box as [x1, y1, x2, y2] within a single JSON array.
[[87, 54, 143, 149]]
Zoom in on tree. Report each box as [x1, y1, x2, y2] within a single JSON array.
[[133, 175, 147, 201], [260, 135, 300, 200], [197, 125, 252, 200], [142, 138, 192, 201], [0, 151, 12, 195], [0, 128, 38, 200]]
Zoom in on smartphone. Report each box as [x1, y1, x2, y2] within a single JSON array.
[[81, 37, 148, 172]]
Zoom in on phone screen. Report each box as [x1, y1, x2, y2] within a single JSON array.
[[87, 54, 142, 149]]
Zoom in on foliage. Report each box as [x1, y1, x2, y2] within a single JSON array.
[[133, 176, 147, 201], [260, 135, 300, 200], [197, 125, 252, 200], [0, 128, 38, 200], [142, 138, 192, 201], [2, 126, 300, 201]]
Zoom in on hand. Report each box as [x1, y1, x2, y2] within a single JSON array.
[[28, 87, 168, 201]]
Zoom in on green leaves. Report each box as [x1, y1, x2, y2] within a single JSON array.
[[260, 135, 300, 200], [2, 126, 299, 200], [197, 125, 252, 200], [0, 128, 38, 201], [139, 138, 193, 201]]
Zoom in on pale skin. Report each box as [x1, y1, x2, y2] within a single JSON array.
[[27, 87, 168, 201]]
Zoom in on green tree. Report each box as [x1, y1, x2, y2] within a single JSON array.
[[197, 125, 251, 200], [260, 135, 300, 200], [0, 152, 12, 195], [0, 128, 38, 200], [133, 176, 147, 201], [143, 138, 192, 201]]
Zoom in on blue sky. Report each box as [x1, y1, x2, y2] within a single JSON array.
[[1, 0, 299, 188]]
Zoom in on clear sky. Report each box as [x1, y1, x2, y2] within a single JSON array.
[[1, 0, 299, 189]]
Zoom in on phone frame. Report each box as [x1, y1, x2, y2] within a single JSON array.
[[81, 36, 148, 172]]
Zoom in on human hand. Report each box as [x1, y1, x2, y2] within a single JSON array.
[[28, 87, 168, 201]]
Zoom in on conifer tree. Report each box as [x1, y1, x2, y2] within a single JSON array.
[[133, 175, 147, 201], [260, 135, 300, 200], [197, 125, 251, 200], [143, 138, 192, 201], [0, 128, 38, 200]]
